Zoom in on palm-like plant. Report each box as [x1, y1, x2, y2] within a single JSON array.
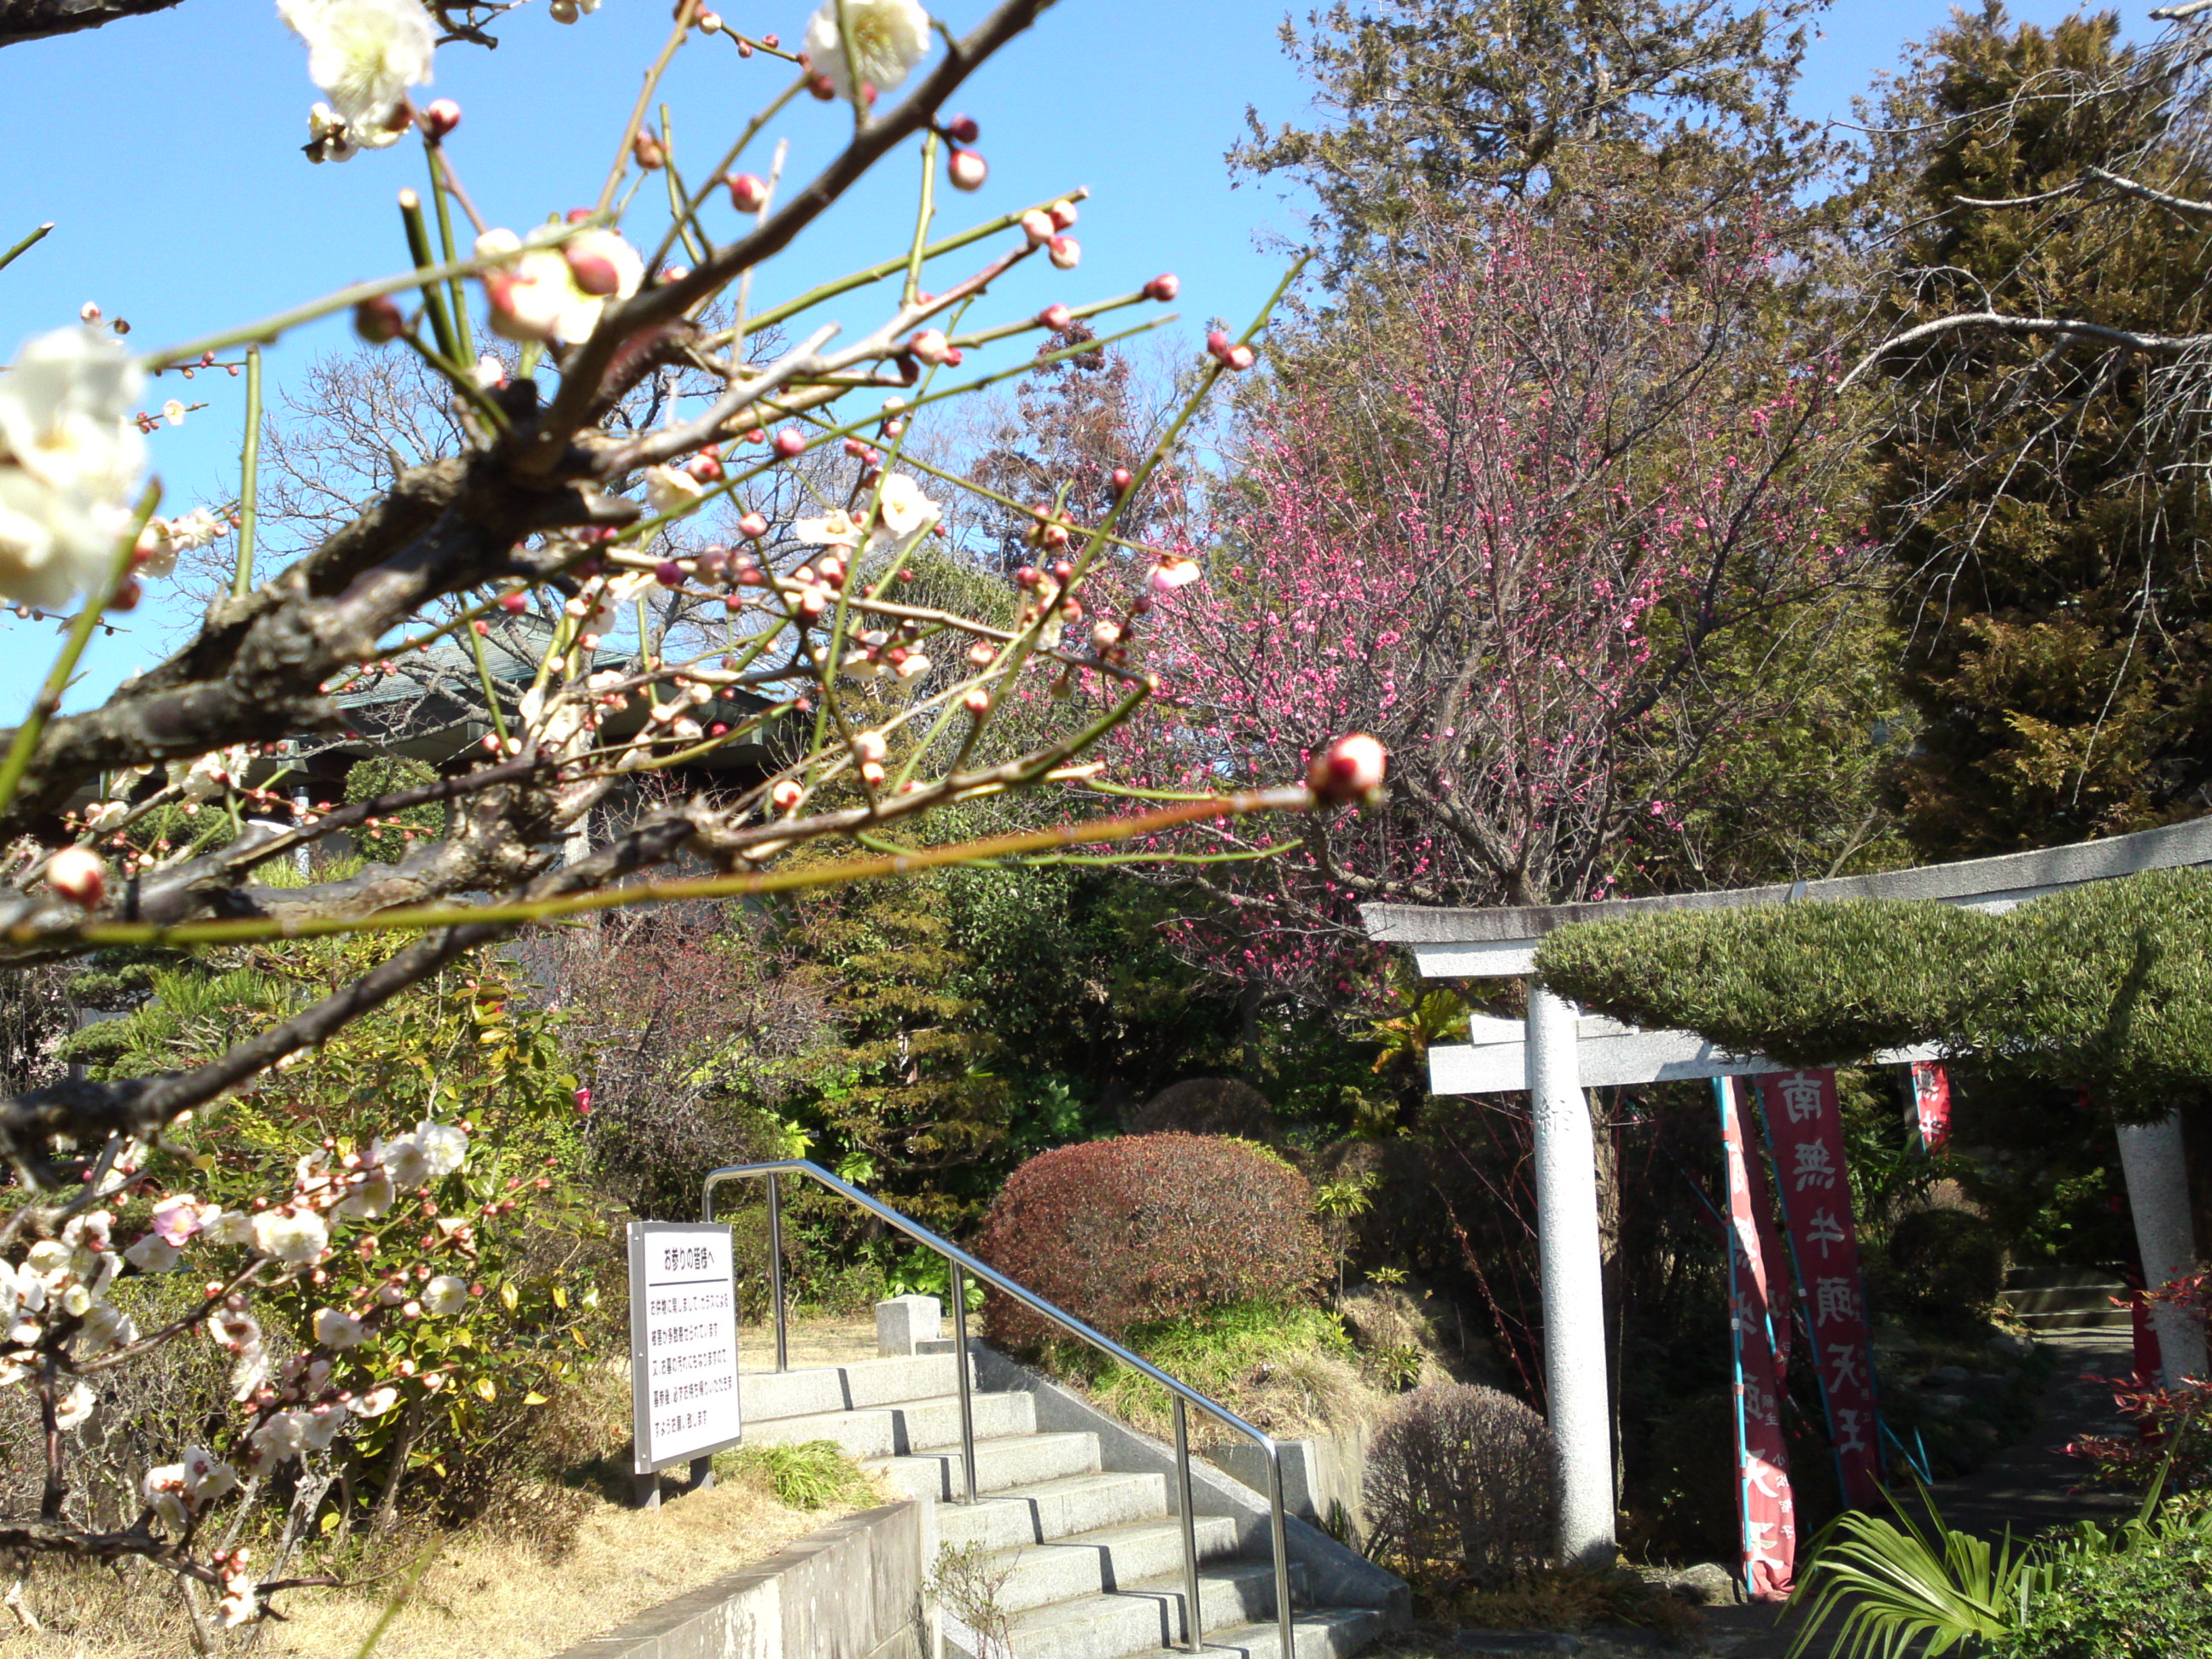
[[1785, 1485, 2050, 1659], [1787, 1464, 2201, 1659]]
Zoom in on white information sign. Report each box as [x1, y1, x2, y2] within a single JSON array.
[[627, 1220, 742, 1474]]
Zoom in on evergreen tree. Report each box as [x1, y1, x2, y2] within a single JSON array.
[[1863, 7, 2212, 855]]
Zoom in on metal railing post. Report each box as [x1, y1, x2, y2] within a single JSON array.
[[1266, 1446, 1294, 1659], [951, 1260, 978, 1505], [1173, 1398, 1202, 1654], [766, 1171, 788, 1373]]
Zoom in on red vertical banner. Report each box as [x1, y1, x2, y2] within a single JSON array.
[[1755, 1068, 1885, 1509], [1718, 1079, 1795, 1599], [1909, 1062, 1952, 1152]]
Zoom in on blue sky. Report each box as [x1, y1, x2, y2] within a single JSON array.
[[0, 0, 2099, 713]]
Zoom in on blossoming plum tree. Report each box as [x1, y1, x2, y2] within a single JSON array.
[[0, 0, 1360, 1623], [1119, 209, 1876, 1000]]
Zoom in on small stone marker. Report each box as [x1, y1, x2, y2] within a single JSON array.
[[876, 1293, 941, 1356]]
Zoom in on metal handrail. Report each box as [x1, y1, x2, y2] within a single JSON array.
[[703, 1159, 1295, 1659]]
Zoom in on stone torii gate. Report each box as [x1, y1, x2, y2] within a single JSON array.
[[1362, 815, 2212, 1564]]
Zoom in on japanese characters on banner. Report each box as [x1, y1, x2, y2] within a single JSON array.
[[1755, 1069, 1885, 1509], [627, 1221, 743, 1475], [1908, 1062, 1953, 1153], [1716, 1079, 1796, 1601]]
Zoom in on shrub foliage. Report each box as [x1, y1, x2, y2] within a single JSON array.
[[1364, 1382, 1559, 1586], [974, 1133, 1327, 1351]]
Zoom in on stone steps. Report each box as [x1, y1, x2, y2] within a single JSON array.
[[731, 1345, 1389, 1659]]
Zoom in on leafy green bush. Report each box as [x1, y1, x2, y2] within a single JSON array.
[[1042, 1301, 1369, 1441], [1988, 1527, 2212, 1659], [715, 1440, 877, 1511]]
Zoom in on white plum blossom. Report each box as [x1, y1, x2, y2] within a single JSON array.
[[298, 1400, 349, 1449], [335, 1164, 395, 1219], [312, 1307, 366, 1348], [352, 1384, 399, 1417], [209, 1306, 261, 1353], [0, 328, 148, 608], [77, 1301, 136, 1356], [183, 1446, 238, 1504], [802, 0, 931, 101], [136, 504, 227, 579], [143, 1463, 190, 1529], [53, 1381, 94, 1429], [867, 473, 938, 550], [167, 745, 250, 802], [277, 0, 437, 148], [249, 1411, 306, 1465], [250, 1208, 329, 1266], [793, 507, 861, 549], [422, 1274, 469, 1316], [475, 226, 642, 346], [305, 101, 359, 163], [413, 1120, 469, 1179], [643, 465, 705, 515], [123, 1234, 181, 1274], [202, 1208, 257, 1248]]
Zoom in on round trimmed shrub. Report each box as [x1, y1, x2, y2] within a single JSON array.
[[1365, 1382, 1558, 1586], [1884, 1208, 2005, 1322], [974, 1133, 1327, 1352]]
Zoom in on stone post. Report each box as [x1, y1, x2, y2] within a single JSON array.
[[1525, 982, 1616, 1562], [2115, 1111, 2206, 1385]]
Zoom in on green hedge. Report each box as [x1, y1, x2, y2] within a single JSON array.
[[1992, 1524, 2212, 1659], [1531, 866, 2212, 1121]]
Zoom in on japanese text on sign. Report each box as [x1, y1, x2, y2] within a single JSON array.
[[628, 1222, 742, 1473]]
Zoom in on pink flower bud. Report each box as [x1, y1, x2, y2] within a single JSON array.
[[761, 32, 779, 46], [46, 846, 106, 909], [1047, 237, 1080, 271], [500, 591, 528, 612], [737, 36, 754, 55], [910, 328, 952, 365], [942, 346, 964, 367], [419, 99, 463, 139], [1049, 200, 1079, 230], [738, 511, 769, 538], [564, 247, 624, 296], [655, 561, 684, 587], [1144, 273, 1180, 302], [687, 452, 724, 483], [726, 172, 768, 212], [808, 73, 836, 100], [471, 619, 489, 636], [799, 589, 829, 618], [963, 689, 991, 715], [1206, 329, 1231, 358], [697, 9, 721, 29], [771, 779, 803, 812], [1308, 733, 1388, 805], [1225, 344, 1255, 371], [852, 731, 888, 763], [632, 131, 666, 170], [1021, 209, 1053, 246], [773, 428, 806, 458], [1038, 303, 1072, 330], [946, 114, 980, 143], [859, 761, 886, 787], [946, 148, 987, 192], [1111, 467, 1132, 492], [353, 294, 405, 344]]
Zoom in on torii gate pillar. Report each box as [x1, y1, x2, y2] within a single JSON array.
[[1526, 984, 1616, 1563]]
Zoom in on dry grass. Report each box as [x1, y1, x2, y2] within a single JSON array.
[[737, 1312, 882, 1371], [8, 1448, 884, 1659]]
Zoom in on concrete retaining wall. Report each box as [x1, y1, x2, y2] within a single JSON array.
[[1203, 1423, 1372, 1543], [550, 1498, 938, 1659]]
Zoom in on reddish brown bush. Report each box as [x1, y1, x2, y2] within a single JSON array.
[[975, 1133, 1328, 1352]]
